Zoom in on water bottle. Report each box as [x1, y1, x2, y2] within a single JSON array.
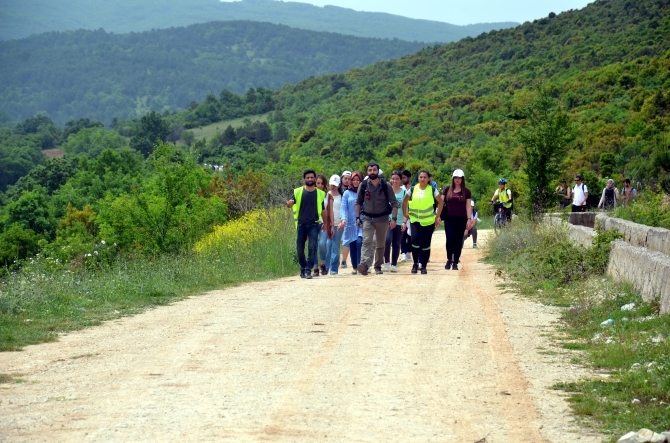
[[600, 318, 614, 326]]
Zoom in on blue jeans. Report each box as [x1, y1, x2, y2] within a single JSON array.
[[327, 227, 345, 273], [317, 225, 328, 266], [296, 222, 320, 271], [346, 236, 362, 269]]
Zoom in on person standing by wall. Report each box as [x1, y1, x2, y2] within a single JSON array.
[[621, 178, 637, 207], [383, 171, 407, 272], [441, 169, 473, 271], [402, 170, 442, 275], [326, 174, 344, 275], [339, 171, 363, 275], [572, 175, 588, 212], [340, 170, 352, 268], [598, 179, 619, 211], [355, 163, 399, 276], [555, 179, 572, 209], [287, 170, 326, 279]]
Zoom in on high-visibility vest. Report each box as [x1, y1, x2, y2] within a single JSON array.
[[498, 187, 512, 209], [292, 187, 326, 226], [408, 184, 436, 226]]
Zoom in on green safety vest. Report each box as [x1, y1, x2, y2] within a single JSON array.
[[498, 187, 512, 209], [292, 187, 326, 227], [408, 184, 436, 226]]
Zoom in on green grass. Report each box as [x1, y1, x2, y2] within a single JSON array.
[[486, 220, 670, 441], [0, 210, 296, 351], [185, 113, 270, 142]]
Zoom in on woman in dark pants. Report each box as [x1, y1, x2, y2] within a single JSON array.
[[383, 171, 407, 272], [441, 169, 474, 271]]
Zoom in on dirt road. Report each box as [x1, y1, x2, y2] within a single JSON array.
[[0, 231, 604, 442]]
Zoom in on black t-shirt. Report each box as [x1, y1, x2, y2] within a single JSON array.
[[297, 188, 322, 224]]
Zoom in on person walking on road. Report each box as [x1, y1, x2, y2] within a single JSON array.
[[287, 170, 327, 279], [571, 175, 588, 212], [383, 171, 407, 272], [340, 171, 363, 275], [314, 174, 331, 276], [441, 169, 473, 271], [326, 175, 344, 275], [399, 169, 413, 261], [402, 170, 443, 275], [355, 163, 399, 275], [463, 200, 479, 249], [340, 170, 352, 268]]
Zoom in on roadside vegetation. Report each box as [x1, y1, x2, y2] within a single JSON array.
[[486, 221, 670, 440]]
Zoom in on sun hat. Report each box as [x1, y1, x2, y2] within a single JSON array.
[[342, 170, 352, 177], [452, 169, 465, 178], [329, 174, 341, 187]]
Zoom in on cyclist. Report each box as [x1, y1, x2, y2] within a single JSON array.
[[489, 178, 512, 222]]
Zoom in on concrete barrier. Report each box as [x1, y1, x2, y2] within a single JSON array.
[[568, 224, 596, 247], [596, 214, 670, 256], [607, 241, 670, 315], [569, 212, 596, 228]]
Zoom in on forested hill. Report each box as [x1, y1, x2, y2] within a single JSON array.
[[0, 21, 427, 125], [254, 0, 669, 200], [0, 0, 517, 43]]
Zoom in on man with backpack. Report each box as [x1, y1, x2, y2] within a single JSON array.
[[572, 175, 588, 212], [355, 162, 399, 275]]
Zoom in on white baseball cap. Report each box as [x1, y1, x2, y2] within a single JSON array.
[[452, 169, 465, 178], [342, 170, 352, 177], [329, 174, 341, 186]]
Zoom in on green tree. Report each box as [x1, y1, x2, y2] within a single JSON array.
[[516, 87, 575, 215], [130, 111, 169, 157], [599, 152, 617, 179]]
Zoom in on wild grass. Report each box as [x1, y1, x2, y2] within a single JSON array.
[[486, 220, 670, 440], [183, 113, 270, 143], [0, 208, 296, 351]]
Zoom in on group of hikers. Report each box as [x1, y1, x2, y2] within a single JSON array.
[[287, 163, 499, 279], [554, 175, 638, 212]]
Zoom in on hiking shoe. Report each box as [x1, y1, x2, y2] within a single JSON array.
[[300, 269, 306, 278], [357, 263, 369, 275], [351, 270, 358, 275], [382, 263, 390, 272], [320, 264, 328, 275], [421, 267, 427, 275], [411, 264, 418, 274], [330, 271, 338, 276], [405, 253, 412, 261], [305, 269, 313, 279], [313, 268, 319, 277], [445, 261, 452, 270], [390, 265, 398, 273], [452, 263, 459, 271], [473, 243, 478, 249], [341, 260, 347, 268], [375, 267, 383, 275]]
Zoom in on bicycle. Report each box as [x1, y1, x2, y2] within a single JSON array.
[[492, 202, 506, 234]]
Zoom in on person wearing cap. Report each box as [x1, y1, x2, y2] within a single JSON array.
[[399, 170, 413, 260], [490, 178, 512, 222], [339, 171, 352, 268], [326, 174, 345, 275], [355, 162, 399, 275], [402, 169, 442, 274], [463, 200, 479, 249], [441, 169, 474, 271]]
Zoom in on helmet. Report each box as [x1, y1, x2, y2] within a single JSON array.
[[498, 178, 507, 185], [452, 169, 465, 178]]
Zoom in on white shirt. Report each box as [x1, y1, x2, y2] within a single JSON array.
[[331, 193, 342, 225], [572, 184, 588, 205]]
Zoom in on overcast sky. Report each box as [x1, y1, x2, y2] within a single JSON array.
[[234, 0, 594, 25]]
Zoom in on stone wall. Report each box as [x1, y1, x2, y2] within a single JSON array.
[[596, 214, 670, 255], [567, 224, 596, 247], [607, 240, 670, 315]]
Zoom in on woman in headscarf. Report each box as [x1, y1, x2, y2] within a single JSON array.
[[339, 171, 363, 274]]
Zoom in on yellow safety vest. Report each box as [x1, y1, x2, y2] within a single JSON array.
[[292, 187, 326, 226], [408, 184, 436, 226], [498, 187, 512, 209]]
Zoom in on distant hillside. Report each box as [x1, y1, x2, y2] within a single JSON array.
[[0, 21, 426, 125], [0, 0, 517, 43]]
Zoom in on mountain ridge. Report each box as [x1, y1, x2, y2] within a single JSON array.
[[0, 0, 517, 43]]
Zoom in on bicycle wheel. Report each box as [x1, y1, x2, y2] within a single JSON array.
[[493, 214, 502, 234]]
